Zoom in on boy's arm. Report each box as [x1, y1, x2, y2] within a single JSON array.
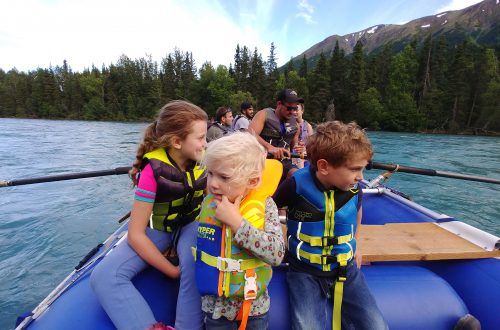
[[272, 176, 295, 208], [354, 206, 363, 267], [233, 197, 285, 266]]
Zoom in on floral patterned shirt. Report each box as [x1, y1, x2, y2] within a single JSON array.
[[201, 197, 285, 320]]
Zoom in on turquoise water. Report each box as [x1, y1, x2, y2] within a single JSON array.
[[1, 118, 499, 329]]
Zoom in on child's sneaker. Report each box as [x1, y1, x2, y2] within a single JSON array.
[[145, 322, 175, 330]]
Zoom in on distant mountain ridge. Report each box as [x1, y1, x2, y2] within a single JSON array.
[[294, 0, 499, 62]]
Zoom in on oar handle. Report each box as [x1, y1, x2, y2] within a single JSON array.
[[0, 167, 131, 187]]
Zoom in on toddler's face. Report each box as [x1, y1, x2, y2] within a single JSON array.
[[207, 167, 248, 203]]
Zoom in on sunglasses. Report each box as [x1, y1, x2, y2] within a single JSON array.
[[285, 105, 298, 112]]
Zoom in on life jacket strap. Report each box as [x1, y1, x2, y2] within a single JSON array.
[[235, 269, 257, 330], [332, 256, 349, 330], [296, 232, 353, 247], [295, 248, 353, 265], [192, 247, 267, 272]]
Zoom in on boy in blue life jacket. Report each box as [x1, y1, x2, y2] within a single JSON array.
[[273, 121, 387, 330]]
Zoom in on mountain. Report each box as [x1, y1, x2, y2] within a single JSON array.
[[292, 0, 500, 64]]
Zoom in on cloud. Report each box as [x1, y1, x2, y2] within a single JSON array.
[[435, 0, 484, 13], [297, 0, 316, 24], [0, 0, 271, 72]]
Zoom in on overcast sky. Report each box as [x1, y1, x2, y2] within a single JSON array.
[[0, 0, 485, 72]]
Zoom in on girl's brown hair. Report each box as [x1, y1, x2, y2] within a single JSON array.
[[129, 100, 207, 185], [307, 121, 373, 170]]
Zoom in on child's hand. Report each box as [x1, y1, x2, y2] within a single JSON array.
[[166, 264, 180, 279], [215, 195, 243, 232], [354, 250, 363, 268]]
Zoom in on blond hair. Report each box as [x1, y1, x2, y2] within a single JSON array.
[[202, 132, 266, 186], [307, 121, 373, 169], [130, 100, 207, 185]]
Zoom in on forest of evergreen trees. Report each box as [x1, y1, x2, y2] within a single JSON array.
[[0, 36, 499, 133]]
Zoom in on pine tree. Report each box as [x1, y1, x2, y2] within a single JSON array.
[[476, 48, 500, 131], [329, 41, 348, 119], [446, 41, 474, 131], [384, 45, 421, 131], [248, 47, 266, 108], [308, 52, 330, 122], [264, 42, 279, 106], [346, 40, 366, 121], [298, 55, 308, 78]]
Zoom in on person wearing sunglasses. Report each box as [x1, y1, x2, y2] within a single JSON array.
[[249, 88, 304, 182], [207, 106, 233, 142]]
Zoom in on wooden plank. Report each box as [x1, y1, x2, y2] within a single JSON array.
[[357, 222, 500, 262]]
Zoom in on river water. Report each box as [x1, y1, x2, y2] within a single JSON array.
[[1, 118, 499, 329]]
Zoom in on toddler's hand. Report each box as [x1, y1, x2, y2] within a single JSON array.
[[215, 195, 243, 232]]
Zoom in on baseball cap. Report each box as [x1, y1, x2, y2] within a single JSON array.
[[277, 89, 304, 103]]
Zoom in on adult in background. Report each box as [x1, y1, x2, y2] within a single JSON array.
[[293, 103, 314, 168], [231, 101, 254, 131], [207, 107, 233, 142], [249, 88, 304, 182]]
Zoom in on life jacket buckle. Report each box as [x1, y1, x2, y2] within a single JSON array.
[[244, 273, 258, 300], [321, 255, 336, 265], [217, 257, 242, 272], [323, 236, 338, 246], [337, 264, 347, 282]]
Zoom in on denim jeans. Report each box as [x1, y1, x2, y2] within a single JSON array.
[[90, 221, 203, 330], [204, 312, 269, 330], [286, 261, 387, 330]]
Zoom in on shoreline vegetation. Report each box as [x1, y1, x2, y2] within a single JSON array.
[[1, 39, 499, 134]]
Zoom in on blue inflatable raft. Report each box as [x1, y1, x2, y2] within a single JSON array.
[[15, 181, 500, 330]]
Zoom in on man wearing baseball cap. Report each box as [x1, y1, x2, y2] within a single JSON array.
[[249, 88, 304, 182]]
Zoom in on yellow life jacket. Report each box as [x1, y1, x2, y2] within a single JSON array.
[[193, 159, 282, 329]]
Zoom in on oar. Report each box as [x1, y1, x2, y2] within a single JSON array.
[[0, 167, 131, 188], [367, 161, 500, 185], [282, 153, 500, 185]]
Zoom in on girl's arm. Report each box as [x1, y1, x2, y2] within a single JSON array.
[[233, 197, 285, 266], [128, 200, 180, 278]]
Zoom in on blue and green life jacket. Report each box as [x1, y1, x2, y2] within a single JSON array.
[[287, 167, 358, 271], [193, 160, 282, 301], [142, 148, 206, 232]]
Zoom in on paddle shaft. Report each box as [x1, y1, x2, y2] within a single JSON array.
[[368, 161, 500, 185], [0, 167, 131, 187], [3, 157, 499, 187]]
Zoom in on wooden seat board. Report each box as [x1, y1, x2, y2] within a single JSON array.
[[357, 222, 500, 262]]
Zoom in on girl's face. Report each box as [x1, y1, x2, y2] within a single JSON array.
[[179, 120, 207, 162], [207, 164, 249, 202]]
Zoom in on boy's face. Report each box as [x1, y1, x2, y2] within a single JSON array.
[[317, 155, 369, 191]]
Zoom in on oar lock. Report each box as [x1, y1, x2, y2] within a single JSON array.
[[366, 164, 400, 189]]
